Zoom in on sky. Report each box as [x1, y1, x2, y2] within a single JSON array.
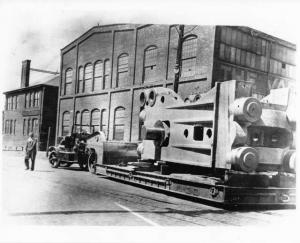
[[0, 0, 299, 93]]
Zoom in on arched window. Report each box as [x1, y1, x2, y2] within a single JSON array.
[[181, 35, 197, 77], [100, 109, 108, 135], [61, 111, 70, 136], [84, 64, 93, 92], [143, 46, 158, 82], [65, 68, 73, 95], [117, 54, 129, 87], [81, 110, 90, 133], [104, 59, 110, 89], [78, 66, 84, 93], [94, 61, 103, 91], [91, 109, 100, 132], [75, 111, 81, 132], [113, 107, 126, 140]]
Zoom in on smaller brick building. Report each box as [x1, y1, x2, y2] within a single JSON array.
[[2, 60, 59, 151]]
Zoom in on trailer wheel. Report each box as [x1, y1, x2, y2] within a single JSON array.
[[88, 152, 97, 174], [49, 153, 60, 168]]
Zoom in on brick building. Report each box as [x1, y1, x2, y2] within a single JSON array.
[[57, 24, 296, 143], [3, 60, 59, 151]]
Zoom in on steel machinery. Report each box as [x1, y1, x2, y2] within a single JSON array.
[[87, 80, 296, 206]]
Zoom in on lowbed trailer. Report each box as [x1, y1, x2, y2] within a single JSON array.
[[86, 80, 296, 207]]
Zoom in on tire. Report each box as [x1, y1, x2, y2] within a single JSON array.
[[78, 153, 88, 171], [49, 153, 60, 168], [88, 152, 97, 174]]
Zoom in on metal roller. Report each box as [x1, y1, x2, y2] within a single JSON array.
[[141, 120, 169, 146], [230, 97, 262, 123], [282, 150, 296, 173], [226, 147, 259, 172]]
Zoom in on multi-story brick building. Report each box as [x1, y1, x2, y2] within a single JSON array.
[[57, 24, 296, 143], [2, 60, 59, 151]]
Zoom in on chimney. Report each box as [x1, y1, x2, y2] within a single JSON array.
[[21, 59, 31, 88]]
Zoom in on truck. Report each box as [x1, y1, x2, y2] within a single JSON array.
[[86, 80, 296, 207], [48, 130, 101, 170]]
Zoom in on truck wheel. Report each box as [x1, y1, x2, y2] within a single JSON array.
[[88, 153, 97, 174], [78, 154, 88, 171], [49, 153, 60, 168]]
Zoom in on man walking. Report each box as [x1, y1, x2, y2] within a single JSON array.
[[25, 132, 37, 171]]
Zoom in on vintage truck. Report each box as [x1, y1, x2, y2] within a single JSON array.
[[48, 131, 101, 170]]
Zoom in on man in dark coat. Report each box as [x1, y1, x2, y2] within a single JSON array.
[[25, 132, 37, 171]]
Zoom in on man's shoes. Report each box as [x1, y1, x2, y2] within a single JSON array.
[[30, 169, 34, 171], [25, 168, 29, 170]]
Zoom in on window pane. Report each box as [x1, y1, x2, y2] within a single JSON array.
[[91, 109, 100, 132], [113, 107, 125, 140], [75, 112, 81, 132], [84, 64, 93, 92], [101, 109, 108, 135], [62, 112, 70, 136], [181, 58, 196, 77], [219, 43, 225, 60], [144, 46, 157, 82], [117, 54, 129, 87], [78, 67, 84, 93], [94, 61, 103, 91], [65, 69, 73, 95], [104, 60, 110, 89]]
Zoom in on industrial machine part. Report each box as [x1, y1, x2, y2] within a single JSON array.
[[48, 131, 100, 170], [88, 80, 296, 207]]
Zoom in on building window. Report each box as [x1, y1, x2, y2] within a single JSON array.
[[61, 111, 70, 136], [32, 118, 39, 136], [27, 119, 31, 135], [91, 109, 100, 132], [78, 66, 84, 93], [34, 91, 40, 107], [117, 53, 129, 87], [13, 120, 16, 135], [84, 64, 93, 93], [100, 109, 108, 136], [181, 35, 197, 77], [7, 97, 12, 110], [5, 120, 9, 134], [94, 61, 103, 91], [25, 93, 30, 108], [81, 110, 90, 133], [143, 46, 158, 82], [113, 107, 126, 140], [16, 96, 20, 109], [75, 111, 81, 132], [9, 120, 13, 134], [23, 119, 26, 136], [30, 92, 34, 107], [104, 59, 111, 89], [64, 68, 73, 95]]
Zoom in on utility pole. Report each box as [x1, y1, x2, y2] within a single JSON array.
[[173, 25, 184, 93]]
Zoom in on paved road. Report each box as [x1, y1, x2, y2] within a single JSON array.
[[0, 151, 297, 226]]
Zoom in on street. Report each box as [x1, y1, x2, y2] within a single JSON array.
[[1, 151, 297, 226]]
